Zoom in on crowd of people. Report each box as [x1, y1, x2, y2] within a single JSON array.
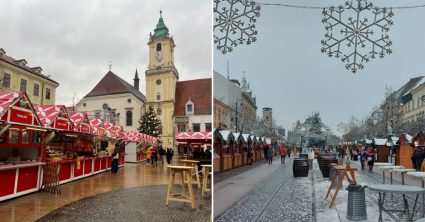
[[145, 144, 174, 167]]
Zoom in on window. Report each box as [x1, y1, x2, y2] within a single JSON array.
[[205, 123, 212, 132], [187, 104, 193, 112], [126, 110, 132, 126], [157, 108, 162, 115], [95, 111, 101, 119], [156, 43, 161, 51], [158, 124, 163, 134], [45, 88, 51, 100], [157, 93, 161, 101], [83, 103, 86, 107], [156, 79, 162, 85], [192, 123, 200, 132], [127, 98, 131, 103], [20, 79, 27, 92], [177, 124, 186, 132], [33, 84, 39, 96], [3, 73, 10, 88]]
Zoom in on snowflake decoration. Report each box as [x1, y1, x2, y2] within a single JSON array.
[[214, 0, 261, 54], [321, 0, 394, 73]]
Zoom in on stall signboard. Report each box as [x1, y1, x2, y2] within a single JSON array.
[[80, 123, 91, 134], [7, 108, 34, 125], [54, 117, 70, 131]]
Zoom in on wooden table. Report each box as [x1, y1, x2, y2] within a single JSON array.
[[325, 164, 357, 208], [201, 164, 212, 196], [165, 166, 196, 209], [181, 160, 201, 188]]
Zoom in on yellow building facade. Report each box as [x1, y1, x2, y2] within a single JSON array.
[[0, 48, 58, 105], [144, 12, 179, 148]]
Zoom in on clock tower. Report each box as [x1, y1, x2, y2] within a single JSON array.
[[145, 11, 179, 147]]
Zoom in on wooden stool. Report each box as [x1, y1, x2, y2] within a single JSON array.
[[201, 164, 212, 196], [181, 160, 201, 188], [166, 166, 196, 209], [325, 161, 357, 208]]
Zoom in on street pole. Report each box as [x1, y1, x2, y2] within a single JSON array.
[[235, 101, 238, 133]]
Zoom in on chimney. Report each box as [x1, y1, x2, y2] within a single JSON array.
[[133, 68, 140, 91], [0, 48, 5, 57]]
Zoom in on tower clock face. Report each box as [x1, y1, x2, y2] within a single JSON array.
[[155, 51, 163, 61]]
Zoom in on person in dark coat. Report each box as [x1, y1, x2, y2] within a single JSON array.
[[267, 146, 273, 165], [263, 146, 268, 163], [413, 148, 425, 171], [166, 148, 173, 164]]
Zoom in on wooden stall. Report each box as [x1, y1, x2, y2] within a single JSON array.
[[396, 133, 414, 168], [242, 134, 252, 165], [213, 129, 224, 173], [374, 138, 390, 163]]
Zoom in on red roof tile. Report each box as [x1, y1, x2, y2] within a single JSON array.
[[174, 78, 211, 116]]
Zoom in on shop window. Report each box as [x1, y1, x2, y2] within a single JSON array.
[[205, 123, 212, 132], [45, 88, 51, 100], [33, 84, 39, 96], [20, 79, 27, 92], [126, 110, 132, 126], [3, 73, 10, 88], [22, 130, 30, 144], [9, 129, 20, 144], [192, 123, 200, 132]]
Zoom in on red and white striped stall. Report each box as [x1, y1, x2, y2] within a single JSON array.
[[0, 91, 46, 202]]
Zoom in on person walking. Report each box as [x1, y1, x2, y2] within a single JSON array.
[[166, 148, 173, 165], [158, 145, 165, 165], [263, 145, 268, 163], [267, 145, 273, 165], [279, 144, 287, 165], [367, 146, 375, 172], [111, 147, 119, 173], [146, 147, 152, 165], [359, 148, 367, 170], [151, 146, 158, 167], [413, 148, 425, 171], [287, 146, 291, 158]]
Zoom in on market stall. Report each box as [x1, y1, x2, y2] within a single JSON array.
[[125, 131, 142, 163], [213, 129, 224, 173], [0, 91, 46, 201], [374, 138, 391, 162], [114, 125, 125, 167], [90, 118, 111, 174], [35, 104, 76, 184], [396, 133, 414, 168]]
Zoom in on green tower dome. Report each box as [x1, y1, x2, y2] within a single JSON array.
[[151, 10, 169, 40]]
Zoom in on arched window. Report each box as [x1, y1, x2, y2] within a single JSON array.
[[126, 110, 132, 126], [156, 43, 161, 51], [157, 93, 161, 101]]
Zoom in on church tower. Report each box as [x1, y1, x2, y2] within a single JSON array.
[[145, 11, 179, 147]]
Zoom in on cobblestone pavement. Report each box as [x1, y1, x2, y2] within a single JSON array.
[[36, 185, 211, 222], [215, 158, 313, 222]]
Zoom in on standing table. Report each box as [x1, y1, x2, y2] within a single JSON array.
[[181, 160, 201, 188], [166, 166, 196, 209], [377, 165, 404, 184], [407, 171, 425, 217], [368, 184, 425, 222], [201, 164, 212, 196]]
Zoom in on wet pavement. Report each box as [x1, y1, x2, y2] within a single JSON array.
[[0, 161, 211, 222], [36, 185, 211, 222]]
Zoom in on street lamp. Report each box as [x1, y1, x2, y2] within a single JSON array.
[[233, 99, 243, 133], [300, 135, 304, 148]]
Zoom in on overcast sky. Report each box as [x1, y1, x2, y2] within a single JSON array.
[[214, 0, 425, 135], [0, 0, 211, 106]]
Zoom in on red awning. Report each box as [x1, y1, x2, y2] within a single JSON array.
[[124, 131, 140, 142], [34, 105, 73, 131], [0, 91, 42, 127], [175, 132, 212, 143]]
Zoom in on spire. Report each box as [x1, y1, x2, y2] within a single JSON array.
[[134, 68, 140, 91], [150, 10, 170, 40]]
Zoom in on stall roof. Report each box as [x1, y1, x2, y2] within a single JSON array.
[[374, 138, 387, 146], [125, 131, 140, 142], [34, 105, 72, 130], [114, 125, 124, 139], [265, 138, 272, 145], [69, 112, 91, 133], [176, 132, 211, 142], [242, 134, 252, 143], [89, 118, 104, 135], [219, 130, 235, 143], [104, 122, 114, 138], [0, 91, 42, 127]]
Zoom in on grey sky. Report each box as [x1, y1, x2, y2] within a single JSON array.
[[0, 0, 211, 106], [214, 0, 425, 135]]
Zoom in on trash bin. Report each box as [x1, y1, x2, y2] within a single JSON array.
[[346, 184, 367, 221], [299, 154, 308, 159], [320, 157, 338, 178], [293, 158, 309, 177]]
